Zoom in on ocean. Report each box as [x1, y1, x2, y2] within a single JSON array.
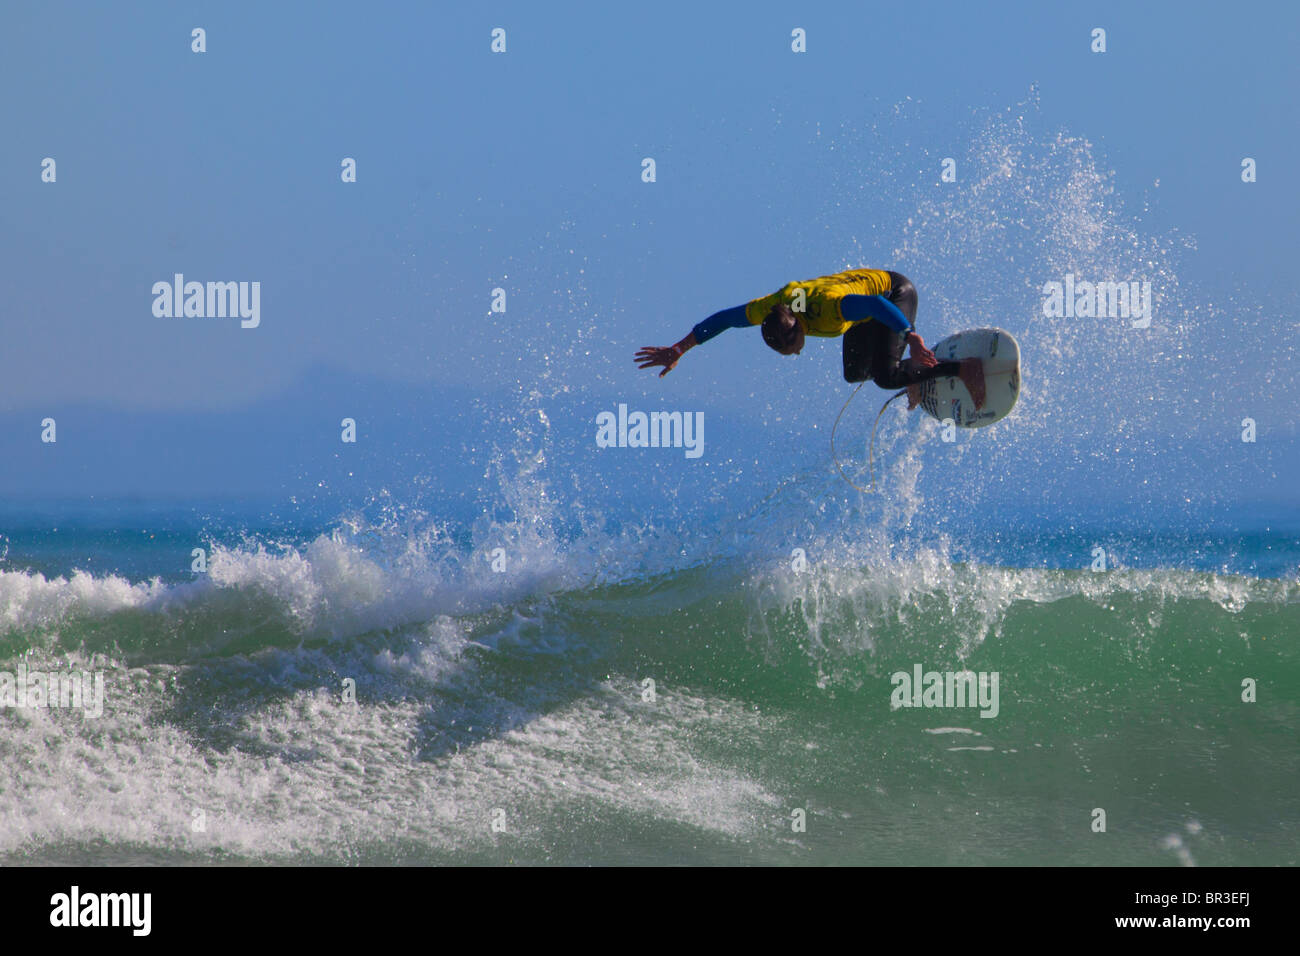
[[1, 488, 1296, 866]]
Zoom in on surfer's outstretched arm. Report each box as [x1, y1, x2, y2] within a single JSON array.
[[635, 304, 748, 377], [690, 305, 750, 343]]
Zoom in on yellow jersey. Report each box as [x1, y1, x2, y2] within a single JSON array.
[[743, 268, 894, 337]]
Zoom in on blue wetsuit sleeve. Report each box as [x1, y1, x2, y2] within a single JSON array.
[[691, 304, 751, 345], [840, 294, 912, 334]]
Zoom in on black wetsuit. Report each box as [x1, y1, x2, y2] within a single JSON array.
[[841, 271, 961, 387]]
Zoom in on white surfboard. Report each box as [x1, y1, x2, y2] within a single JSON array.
[[916, 328, 1020, 429]]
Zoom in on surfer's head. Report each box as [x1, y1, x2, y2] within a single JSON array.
[[761, 304, 804, 355]]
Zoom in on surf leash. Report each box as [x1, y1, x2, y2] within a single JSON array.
[[831, 385, 908, 493]]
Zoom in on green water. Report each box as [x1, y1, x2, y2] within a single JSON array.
[[2, 533, 1295, 865]]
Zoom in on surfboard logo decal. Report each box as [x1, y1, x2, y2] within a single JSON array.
[[919, 380, 938, 416]]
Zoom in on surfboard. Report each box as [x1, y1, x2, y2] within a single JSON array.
[[915, 328, 1020, 429]]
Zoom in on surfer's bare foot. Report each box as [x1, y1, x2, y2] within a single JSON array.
[[959, 358, 986, 410], [906, 383, 922, 410]]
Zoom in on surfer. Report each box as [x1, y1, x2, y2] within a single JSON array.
[[634, 267, 985, 409]]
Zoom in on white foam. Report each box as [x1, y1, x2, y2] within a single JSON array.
[[0, 568, 163, 635], [0, 661, 779, 859]]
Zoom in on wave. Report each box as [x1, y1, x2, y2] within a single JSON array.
[[2, 525, 1295, 863], [2, 519, 1293, 671]]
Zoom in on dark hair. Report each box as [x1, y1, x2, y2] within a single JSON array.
[[761, 303, 800, 351]]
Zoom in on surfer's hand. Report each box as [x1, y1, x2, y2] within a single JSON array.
[[636, 333, 697, 377], [905, 332, 938, 368], [635, 344, 683, 377]]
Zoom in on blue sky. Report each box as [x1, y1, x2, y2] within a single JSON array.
[[1, 1, 1296, 515]]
